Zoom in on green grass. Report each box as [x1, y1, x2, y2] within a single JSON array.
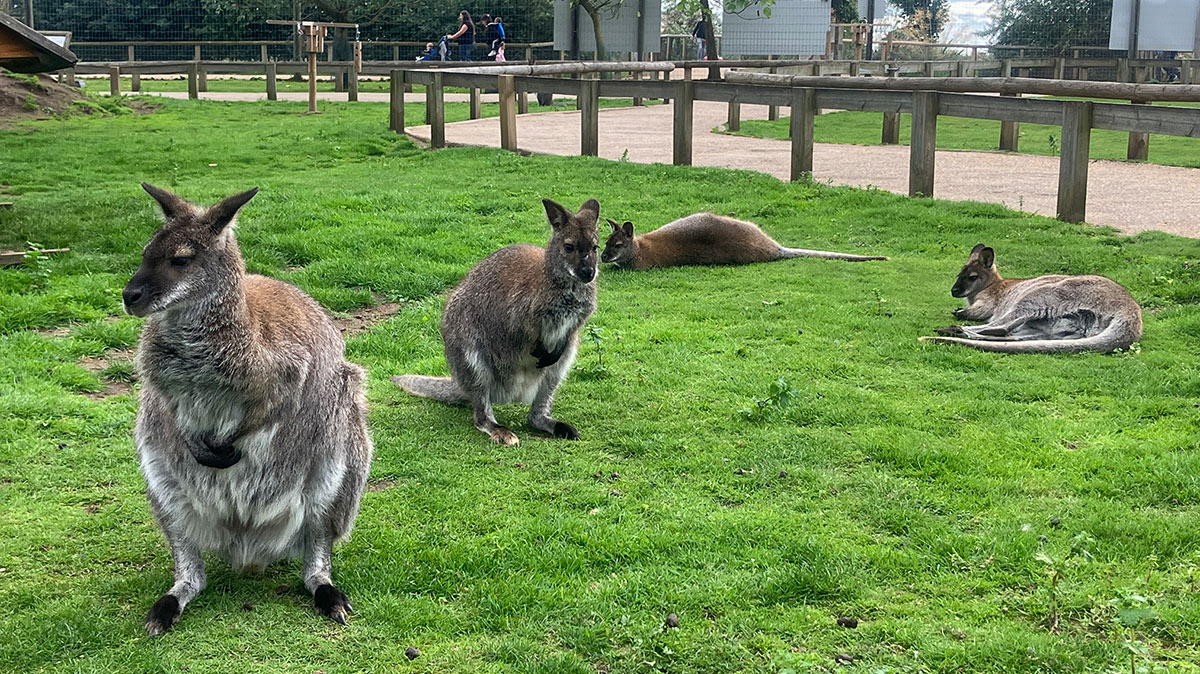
[[728, 103, 1200, 168], [2, 97, 1200, 674]]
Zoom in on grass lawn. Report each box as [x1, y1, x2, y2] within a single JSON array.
[[727, 103, 1200, 169], [2, 96, 1200, 674]]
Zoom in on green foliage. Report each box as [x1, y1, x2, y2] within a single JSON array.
[[21, 242, 53, 290], [21, 92, 38, 112], [889, 0, 950, 39], [986, 0, 1114, 51], [739, 376, 799, 421]]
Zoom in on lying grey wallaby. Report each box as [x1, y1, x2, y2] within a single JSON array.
[[393, 198, 600, 446], [920, 244, 1143, 353], [124, 184, 372, 636], [599, 212, 888, 269]]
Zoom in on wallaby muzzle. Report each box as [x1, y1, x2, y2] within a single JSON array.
[[123, 268, 156, 317], [575, 264, 596, 283]]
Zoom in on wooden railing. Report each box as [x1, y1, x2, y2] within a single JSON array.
[[392, 63, 1200, 225], [71, 39, 556, 64]]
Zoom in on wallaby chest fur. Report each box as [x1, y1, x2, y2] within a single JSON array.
[[602, 212, 887, 269]]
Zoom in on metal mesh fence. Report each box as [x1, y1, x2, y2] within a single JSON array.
[[6, 1, 556, 62]]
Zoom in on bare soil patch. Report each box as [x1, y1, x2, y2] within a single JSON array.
[[78, 348, 136, 400], [332, 302, 403, 337], [0, 72, 83, 122]]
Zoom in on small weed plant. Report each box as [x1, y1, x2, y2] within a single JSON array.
[[740, 376, 799, 421]]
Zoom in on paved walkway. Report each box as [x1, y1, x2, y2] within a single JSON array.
[[404, 100, 1200, 238]]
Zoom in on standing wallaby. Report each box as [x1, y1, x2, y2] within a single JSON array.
[[599, 213, 888, 269], [124, 184, 372, 636], [393, 198, 600, 446], [920, 244, 1143, 353]]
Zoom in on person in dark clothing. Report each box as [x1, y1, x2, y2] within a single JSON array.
[[446, 10, 476, 61], [692, 19, 708, 60], [485, 15, 506, 60]]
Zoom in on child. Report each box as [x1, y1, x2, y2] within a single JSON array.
[[416, 42, 436, 61]]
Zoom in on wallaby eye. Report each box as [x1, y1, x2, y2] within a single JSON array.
[[169, 256, 194, 268], [563, 244, 575, 253], [968, 274, 979, 280]]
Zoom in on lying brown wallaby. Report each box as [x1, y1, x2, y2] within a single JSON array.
[[599, 212, 888, 269], [124, 184, 372, 636], [920, 244, 1143, 353], [392, 198, 600, 446]]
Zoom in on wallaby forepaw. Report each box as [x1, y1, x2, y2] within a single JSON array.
[[489, 427, 520, 446], [145, 594, 181, 638], [552, 421, 581, 440], [314, 584, 352, 626]]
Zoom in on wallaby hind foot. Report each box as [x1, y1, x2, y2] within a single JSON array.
[[314, 584, 353, 625], [144, 595, 181, 638]]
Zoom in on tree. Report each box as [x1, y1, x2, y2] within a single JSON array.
[[890, 0, 949, 39], [572, 0, 622, 61], [986, 0, 1113, 52]]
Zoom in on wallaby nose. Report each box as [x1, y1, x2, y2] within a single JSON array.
[[577, 266, 596, 283], [122, 285, 145, 314]]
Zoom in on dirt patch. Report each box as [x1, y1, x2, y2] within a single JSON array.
[[0, 72, 84, 122], [366, 479, 397, 492], [78, 348, 136, 400], [333, 302, 403, 337]]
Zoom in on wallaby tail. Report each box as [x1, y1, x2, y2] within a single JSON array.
[[778, 247, 889, 262], [919, 318, 1139, 354], [391, 375, 467, 403]]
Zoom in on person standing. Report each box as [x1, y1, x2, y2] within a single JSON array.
[[486, 15, 506, 60], [446, 10, 476, 62], [692, 18, 708, 60]]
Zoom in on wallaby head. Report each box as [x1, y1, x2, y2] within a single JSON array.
[[542, 198, 600, 284], [123, 183, 259, 318], [600, 218, 636, 265], [951, 243, 999, 299]]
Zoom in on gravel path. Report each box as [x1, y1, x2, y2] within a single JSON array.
[[139, 91, 1200, 237]]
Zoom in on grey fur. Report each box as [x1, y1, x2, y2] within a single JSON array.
[[127, 184, 372, 636], [395, 198, 600, 445], [921, 244, 1143, 353]]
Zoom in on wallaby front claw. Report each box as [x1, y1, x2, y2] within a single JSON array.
[[552, 421, 580, 440], [490, 427, 520, 446], [953, 308, 967, 319], [314, 584, 352, 626], [145, 594, 181, 638]]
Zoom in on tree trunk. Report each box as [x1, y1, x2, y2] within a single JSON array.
[[699, 0, 719, 80], [578, 0, 608, 62]]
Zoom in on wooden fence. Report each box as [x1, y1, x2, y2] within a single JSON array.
[[392, 64, 1200, 225]]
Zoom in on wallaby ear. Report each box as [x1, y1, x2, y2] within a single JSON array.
[[542, 198, 572, 231], [203, 187, 259, 233], [142, 182, 192, 221], [969, 243, 987, 258], [576, 198, 600, 227], [606, 218, 621, 233], [622, 221, 634, 237], [979, 246, 995, 268]]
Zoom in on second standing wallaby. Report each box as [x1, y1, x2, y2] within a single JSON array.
[[920, 244, 1143, 353], [125, 184, 372, 636], [393, 198, 601, 446], [600, 212, 888, 269]]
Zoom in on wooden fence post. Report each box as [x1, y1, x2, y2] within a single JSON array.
[[908, 91, 938, 198], [498, 74, 517, 152], [1127, 100, 1149, 160], [633, 70, 642, 107], [127, 45, 140, 91], [767, 66, 779, 121], [261, 44, 268, 63], [389, 69, 405, 132], [187, 62, 199, 99], [469, 86, 481, 119], [1000, 58, 1012, 78], [790, 87, 816, 181], [1057, 100, 1093, 223], [581, 79, 600, 156], [518, 90, 529, 114], [672, 80, 694, 166], [1053, 57, 1065, 80], [64, 69, 75, 87], [882, 66, 899, 144], [727, 101, 741, 132], [109, 66, 120, 96], [428, 72, 445, 148], [347, 67, 358, 102], [266, 62, 278, 101], [999, 93, 1020, 151]]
